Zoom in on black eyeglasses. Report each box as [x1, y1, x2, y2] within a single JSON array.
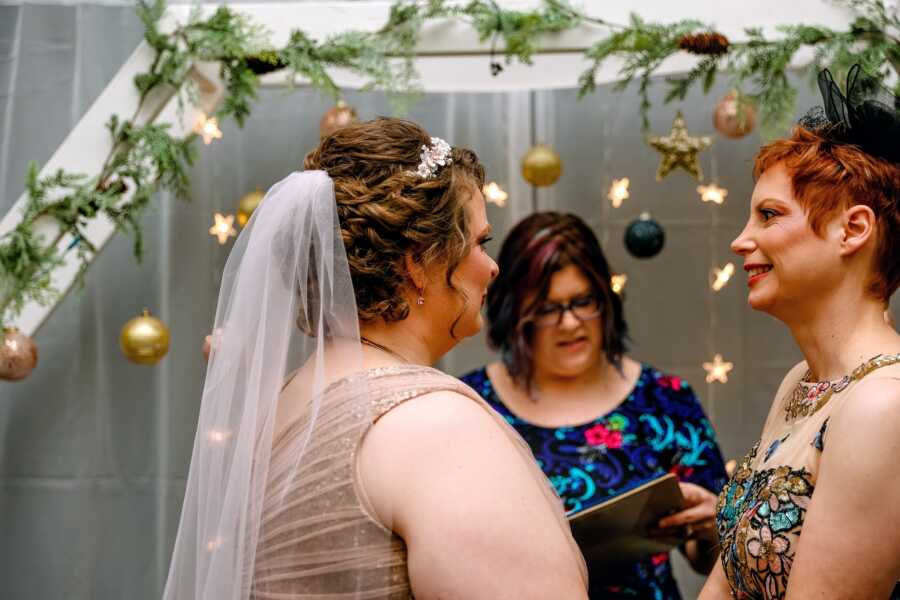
[[527, 295, 602, 328]]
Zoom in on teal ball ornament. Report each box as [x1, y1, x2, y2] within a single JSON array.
[[624, 213, 665, 258]]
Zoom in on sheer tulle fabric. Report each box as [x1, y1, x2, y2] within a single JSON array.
[[162, 171, 388, 600]]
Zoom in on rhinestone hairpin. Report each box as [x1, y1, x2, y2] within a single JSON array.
[[410, 137, 453, 179]]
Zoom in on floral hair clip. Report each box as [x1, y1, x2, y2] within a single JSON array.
[[410, 137, 453, 179]]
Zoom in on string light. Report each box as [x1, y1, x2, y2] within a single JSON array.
[[207, 428, 232, 444], [482, 182, 508, 207], [607, 177, 630, 208], [725, 459, 738, 476], [194, 113, 223, 145], [209, 213, 237, 244], [703, 354, 734, 384], [610, 273, 628, 295], [698, 183, 728, 205], [205, 536, 225, 552], [711, 262, 735, 291]]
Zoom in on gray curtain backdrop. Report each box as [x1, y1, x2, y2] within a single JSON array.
[[1, 3, 896, 599]]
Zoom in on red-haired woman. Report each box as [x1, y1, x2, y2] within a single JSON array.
[[461, 212, 727, 599], [701, 67, 900, 599]]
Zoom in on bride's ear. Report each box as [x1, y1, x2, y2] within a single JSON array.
[[404, 252, 427, 296]]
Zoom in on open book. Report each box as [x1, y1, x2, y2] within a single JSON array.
[[567, 473, 686, 569]]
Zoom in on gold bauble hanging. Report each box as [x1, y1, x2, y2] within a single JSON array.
[[0, 327, 38, 381], [319, 100, 358, 138], [713, 90, 756, 139], [521, 144, 562, 187], [236, 188, 265, 228], [647, 111, 713, 181], [120, 309, 170, 365]]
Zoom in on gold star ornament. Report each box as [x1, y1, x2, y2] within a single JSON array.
[[703, 353, 734, 384], [647, 112, 712, 181]]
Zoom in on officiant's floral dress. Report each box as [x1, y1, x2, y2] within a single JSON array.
[[462, 364, 727, 599]]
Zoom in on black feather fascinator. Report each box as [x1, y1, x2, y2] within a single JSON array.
[[799, 64, 900, 165]]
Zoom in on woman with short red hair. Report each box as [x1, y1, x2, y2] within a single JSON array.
[[700, 66, 900, 599]]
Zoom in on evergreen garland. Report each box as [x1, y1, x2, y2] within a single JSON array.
[[1, 0, 897, 325]]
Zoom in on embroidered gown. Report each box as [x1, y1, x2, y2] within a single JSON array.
[[462, 364, 727, 599], [715, 357, 900, 599]]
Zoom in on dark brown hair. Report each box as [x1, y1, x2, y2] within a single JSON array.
[[486, 212, 628, 390], [754, 126, 900, 302], [303, 117, 485, 332]]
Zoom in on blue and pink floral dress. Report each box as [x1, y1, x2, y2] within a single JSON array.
[[461, 364, 727, 599]]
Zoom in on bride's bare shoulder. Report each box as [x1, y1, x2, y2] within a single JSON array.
[[357, 387, 519, 518]]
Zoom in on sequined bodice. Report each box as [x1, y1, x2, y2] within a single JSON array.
[[251, 366, 483, 599], [715, 358, 900, 599]]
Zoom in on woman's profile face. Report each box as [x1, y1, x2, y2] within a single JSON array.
[[528, 264, 603, 380], [730, 163, 845, 318], [429, 187, 498, 340]]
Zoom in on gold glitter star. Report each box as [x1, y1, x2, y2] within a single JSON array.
[[698, 183, 728, 205], [703, 353, 734, 384], [209, 213, 237, 244], [647, 112, 712, 181]]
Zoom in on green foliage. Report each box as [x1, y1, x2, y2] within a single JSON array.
[[2, 0, 898, 323]]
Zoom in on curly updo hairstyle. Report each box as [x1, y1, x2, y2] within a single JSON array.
[[303, 117, 485, 332]]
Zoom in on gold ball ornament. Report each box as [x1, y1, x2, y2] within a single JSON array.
[[236, 188, 265, 228], [120, 309, 170, 365], [713, 91, 756, 139], [319, 101, 358, 138], [0, 327, 38, 381], [521, 144, 562, 187]]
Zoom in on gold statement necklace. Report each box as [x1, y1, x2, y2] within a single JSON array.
[[784, 353, 900, 421]]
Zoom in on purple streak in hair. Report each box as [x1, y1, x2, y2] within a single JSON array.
[[524, 233, 561, 288]]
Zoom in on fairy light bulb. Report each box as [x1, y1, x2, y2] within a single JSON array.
[[483, 182, 508, 207], [195, 113, 223, 145], [703, 354, 734, 384], [209, 213, 237, 244], [608, 178, 630, 208], [698, 183, 727, 205], [711, 262, 735, 291]]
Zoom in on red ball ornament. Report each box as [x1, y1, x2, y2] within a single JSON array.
[[0, 327, 38, 381], [713, 91, 756, 139], [319, 101, 358, 138]]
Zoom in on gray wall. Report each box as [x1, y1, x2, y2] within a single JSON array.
[[1, 4, 897, 599]]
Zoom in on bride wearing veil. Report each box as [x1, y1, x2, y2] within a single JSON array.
[[162, 118, 588, 599]]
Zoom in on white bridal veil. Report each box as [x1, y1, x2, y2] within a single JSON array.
[[162, 170, 389, 599]]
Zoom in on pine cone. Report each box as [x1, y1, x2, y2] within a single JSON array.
[[245, 51, 287, 75], [678, 32, 730, 56]]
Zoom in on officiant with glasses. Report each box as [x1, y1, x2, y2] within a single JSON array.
[[461, 212, 727, 599]]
